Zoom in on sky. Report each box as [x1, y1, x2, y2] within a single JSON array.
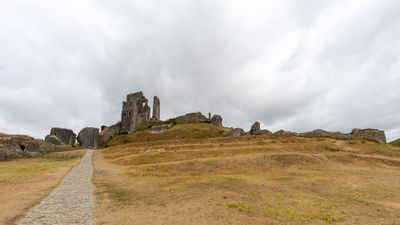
[[0, 0, 399, 141]]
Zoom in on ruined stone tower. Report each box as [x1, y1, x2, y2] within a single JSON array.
[[121, 91, 151, 133], [152, 96, 160, 120]]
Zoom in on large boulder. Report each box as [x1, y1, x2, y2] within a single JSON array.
[[351, 128, 387, 144], [45, 135, 64, 145], [211, 115, 223, 127], [225, 128, 246, 137], [49, 128, 76, 146], [0, 133, 67, 160], [249, 122, 261, 135], [175, 112, 207, 124], [77, 127, 99, 149], [98, 123, 121, 145]]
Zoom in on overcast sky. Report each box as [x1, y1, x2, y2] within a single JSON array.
[[1, 0, 399, 141]]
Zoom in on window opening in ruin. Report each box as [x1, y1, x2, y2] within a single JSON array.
[[123, 113, 126, 117], [19, 144, 26, 151], [128, 112, 131, 116]]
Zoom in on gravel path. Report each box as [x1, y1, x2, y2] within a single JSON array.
[[19, 150, 95, 225]]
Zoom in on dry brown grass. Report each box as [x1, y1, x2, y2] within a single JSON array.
[[94, 127, 400, 225], [0, 151, 82, 225]]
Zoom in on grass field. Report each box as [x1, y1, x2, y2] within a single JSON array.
[[94, 124, 400, 225], [0, 150, 85, 225]]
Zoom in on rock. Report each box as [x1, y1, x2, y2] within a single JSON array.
[[98, 122, 121, 145], [152, 96, 160, 120], [45, 135, 64, 145], [249, 122, 261, 135], [77, 127, 99, 149], [260, 129, 272, 135], [300, 129, 350, 139], [49, 128, 76, 146], [151, 124, 173, 134], [211, 115, 223, 127], [274, 130, 298, 136], [351, 128, 387, 144], [0, 133, 67, 160], [225, 128, 246, 137], [175, 112, 207, 124]]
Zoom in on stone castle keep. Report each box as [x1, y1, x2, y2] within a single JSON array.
[[121, 91, 160, 133]]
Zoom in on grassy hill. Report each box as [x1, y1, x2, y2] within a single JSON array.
[[104, 123, 231, 147], [389, 138, 400, 147], [94, 126, 400, 225]]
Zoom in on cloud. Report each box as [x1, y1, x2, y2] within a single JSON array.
[[0, 0, 399, 141]]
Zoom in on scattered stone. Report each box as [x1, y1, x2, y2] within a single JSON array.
[[225, 128, 246, 137], [77, 127, 99, 149], [152, 96, 160, 120], [249, 122, 261, 135], [49, 127, 76, 146], [98, 122, 121, 145], [211, 115, 223, 127], [151, 124, 173, 134], [351, 128, 387, 144], [45, 135, 64, 145], [175, 112, 207, 124], [121, 91, 152, 133]]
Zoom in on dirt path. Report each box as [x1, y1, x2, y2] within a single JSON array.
[[19, 150, 95, 225]]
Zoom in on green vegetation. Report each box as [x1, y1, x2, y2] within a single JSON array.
[[389, 138, 400, 147], [135, 118, 177, 131]]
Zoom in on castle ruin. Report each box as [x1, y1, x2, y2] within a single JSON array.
[[120, 91, 160, 133]]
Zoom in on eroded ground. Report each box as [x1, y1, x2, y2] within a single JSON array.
[[94, 136, 400, 225]]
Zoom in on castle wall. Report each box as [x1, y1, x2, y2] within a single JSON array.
[[120, 91, 153, 133]]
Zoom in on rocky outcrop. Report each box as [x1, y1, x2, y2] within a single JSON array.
[[49, 128, 76, 146], [351, 128, 387, 144], [300, 129, 350, 140], [98, 122, 121, 145], [152, 96, 160, 120], [249, 122, 261, 135], [274, 130, 298, 136], [45, 135, 64, 145], [260, 129, 272, 135], [225, 128, 246, 137], [0, 133, 67, 160], [296, 128, 386, 143], [151, 124, 173, 134], [211, 115, 223, 127], [176, 112, 207, 124], [77, 127, 99, 149]]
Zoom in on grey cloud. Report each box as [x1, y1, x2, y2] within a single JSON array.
[[0, 0, 399, 141]]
